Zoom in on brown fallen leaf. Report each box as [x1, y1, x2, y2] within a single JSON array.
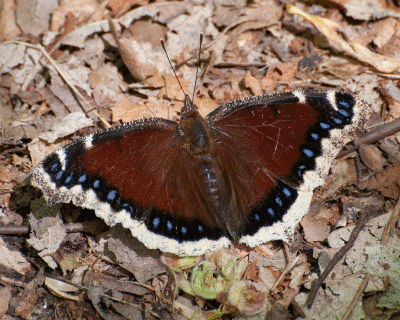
[[107, 0, 149, 16], [108, 18, 160, 82], [328, 0, 400, 21], [300, 213, 330, 242], [51, 0, 107, 31], [157, 73, 190, 101], [0, 0, 21, 41], [266, 61, 298, 84], [358, 161, 400, 199], [243, 71, 263, 96], [359, 144, 385, 171], [287, 4, 400, 73]]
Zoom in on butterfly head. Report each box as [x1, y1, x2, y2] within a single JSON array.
[[179, 95, 212, 156]]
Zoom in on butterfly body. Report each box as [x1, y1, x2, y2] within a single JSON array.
[[32, 90, 371, 256]]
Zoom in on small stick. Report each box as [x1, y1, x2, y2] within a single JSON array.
[[337, 117, 400, 158], [271, 251, 300, 291], [0, 223, 87, 236], [291, 298, 306, 319], [341, 273, 371, 320], [381, 194, 400, 245], [306, 212, 368, 308]]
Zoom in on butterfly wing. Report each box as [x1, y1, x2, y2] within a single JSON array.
[[207, 90, 371, 247], [32, 117, 230, 256]]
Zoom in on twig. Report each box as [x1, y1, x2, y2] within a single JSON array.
[[337, 118, 400, 158], [0, 275, 26, 288], [306, 212, 368, 308], [0, 223, 87, 235], [101, 291, 161, 319], [0, 225, 29, 235], [341, 273, 371, 320], [381, 194, 400, 245], [271, 253, 300, 291], [291, 298, 306, 319], [307, 240, 324, 249]]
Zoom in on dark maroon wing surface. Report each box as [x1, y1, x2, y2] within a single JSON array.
[[32, 118, 230, 256], [206, 90, 371, 247]]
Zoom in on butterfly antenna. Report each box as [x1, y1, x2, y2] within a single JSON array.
[[192, 33, 203, 105], [160, 39, 186, 99]]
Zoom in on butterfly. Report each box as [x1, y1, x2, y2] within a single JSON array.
[[31, 89, 371, 256]]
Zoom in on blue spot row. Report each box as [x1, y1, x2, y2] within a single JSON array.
[[153, 217, 160, 228], [122, 202, 135, 215], [151, 215, 197, 237], [268, 208, 274, 217], [297, 165, 306, 178], [333, 118, 342, 124], [245, 181, 298, 237], [167, 220, 173, 231], [292, 91, 356, 189], [65, 174, 73, 184], [250, 183, 296, 225], [45, 158, 139, 219], [145, 207, 219, 242], [56, 170, 64, 181]]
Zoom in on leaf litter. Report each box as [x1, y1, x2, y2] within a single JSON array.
[[1, 0, 400, 319]]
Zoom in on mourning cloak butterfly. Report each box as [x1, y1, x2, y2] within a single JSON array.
[[31, 90, 371, 256]]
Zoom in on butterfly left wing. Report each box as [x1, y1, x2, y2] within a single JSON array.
[[206, 90, 371, 247]]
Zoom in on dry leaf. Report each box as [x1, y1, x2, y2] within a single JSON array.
[[0, 237, 31, 275], [107, 0, 149, 16], [112, 98, 150, 122], [109, 18, 159, 82], [243, 71, 263, 96], [27, 215, 66, 269], [51, 0, 102, 31], [45, 277, 80, 301], [106, 225, 166, 283], [88, 63, 125, 106], [0, 286, 12, 316], [358, 161, 400, 199], [0, 0, 21, 41], [300, 213, 330, 242], [16, 0, 58, 36], [331, 0, 400, 20], [287, 4, 400, 73], [158, 73, 190, 101], [359, 144, 385, 171], [379, 137, 400, 164], [37, 112, 93, 144]]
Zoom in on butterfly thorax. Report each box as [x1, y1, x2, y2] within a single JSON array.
[[178, 107, 226, 211], [179, 109, 211, 154]]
